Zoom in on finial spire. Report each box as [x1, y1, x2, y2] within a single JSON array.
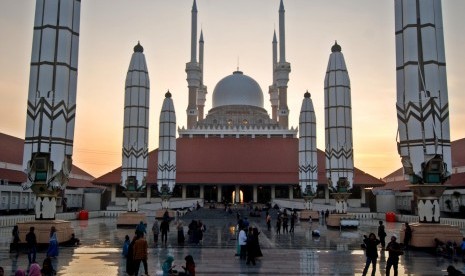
[[192, 0, 197, 12], [278, 0, 286, 62], [190, 0, 198, 62], [331, 40, 341, 52], [134, 41, 143, 53]]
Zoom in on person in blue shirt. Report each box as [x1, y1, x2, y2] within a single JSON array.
[[122, 235, 130, 257]]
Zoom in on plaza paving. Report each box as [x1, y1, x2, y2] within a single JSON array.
[[0, 208, 464, 275]]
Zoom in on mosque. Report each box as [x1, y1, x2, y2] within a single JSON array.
[[92, 0, 384, 210]]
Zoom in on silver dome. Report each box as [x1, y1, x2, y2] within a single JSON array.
[[212, 71, 264, 108]]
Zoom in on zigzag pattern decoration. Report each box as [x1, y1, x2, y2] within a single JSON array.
[[396, 99, 449, 124], [122, 147, 148, 158], [299, 164, 317, 173], [157, 164, 176, 172], [325, 148, 353, 159], [26, 100, 76, 123]]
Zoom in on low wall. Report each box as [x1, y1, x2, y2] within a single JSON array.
[[1, 210, 465, 231]]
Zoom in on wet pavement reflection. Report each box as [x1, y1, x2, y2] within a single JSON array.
[[0, 211, 464, 275]]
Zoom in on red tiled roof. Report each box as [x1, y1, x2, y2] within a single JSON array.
[[377, 173, 465, 192], [378, 137, 465, 191], [93, 137, 384, 187], [0, 168, 26, 183], [0, 132, 96, 188], [0, 133, 24, 164]]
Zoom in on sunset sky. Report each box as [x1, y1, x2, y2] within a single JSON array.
[[0, 0, 464, 179]]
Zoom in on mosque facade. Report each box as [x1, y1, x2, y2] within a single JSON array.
[[93, 0, 384, 210]]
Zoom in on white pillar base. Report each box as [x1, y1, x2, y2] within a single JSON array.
[[35, 196, 57, 220], [162, 199, 170, 209], [335, 200, 347, 214], [127, 198, 139, 212]]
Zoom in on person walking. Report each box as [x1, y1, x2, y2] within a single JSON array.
[[403, 222, 412, 249], [25, 226, 37, 264], [253, 227, 263, 258], [151, 220, 160, 246], [378, 221, 387, 248], [122, 235, 130, 257], [362, 233, 381, 276], [266, 212, 271, 231], [238, 226, 248, 260], [290, 212, 296, 233], [12, 225, 20, 254], [46, 226, 58, 258], [160, 219, 170, 245], [282, 212, 289, 234], [246, 227, 257, 265], [41, 256, 56, 276], [126, 235, 138, 276], [133, 232, 149, 276], [385, 235, 403, 276], [276, 216, 282, 235], [177, 221, 185, 245], [135, 221, 146, 236]]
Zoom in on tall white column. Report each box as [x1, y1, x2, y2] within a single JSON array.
[[235, 185, 240, 203], [324, 42, 354, 195], [23, 0, 81, 220], [394, 0, 451, 184], [395, 0, 451, 223], [299, 91, 318, 197], [157, 92, 177, 200], [121, 42, 150, 192]]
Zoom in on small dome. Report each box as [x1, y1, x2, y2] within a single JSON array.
[[212, 71, 264, 108], [134, 41, 144, 53], [331, 41, 341, 53]]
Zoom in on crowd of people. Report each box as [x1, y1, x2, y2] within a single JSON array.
[[4, 207, 465, 275]]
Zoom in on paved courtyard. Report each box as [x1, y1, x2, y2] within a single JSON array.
[[0, 208, 464, 275]]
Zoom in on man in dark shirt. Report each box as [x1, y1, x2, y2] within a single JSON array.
[[26, 226, 37, 264], [386, 235, 403, 276], [362, 233, 381, 276], [160, 219, 170, 245]]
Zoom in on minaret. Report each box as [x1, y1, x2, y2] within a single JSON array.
[[299, 91, 318, 210], [121, 42, 150, 212], [185, 0, 201, 128], [269, 30, 279, 121], [197, 29, 208, 121], [276, 0, 291, 128], [157, 91, 177, 209], [324, 42, 353, 214], [23, 0, 81, 220], [395, 0, 451, 223]]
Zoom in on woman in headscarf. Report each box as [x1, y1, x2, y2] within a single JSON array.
[[46, 226, 58, 257], [28, 263, 41, 276], [14, 269, 26, 276], [179, 255, 195, 276], [162, 255, 175, 276]]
